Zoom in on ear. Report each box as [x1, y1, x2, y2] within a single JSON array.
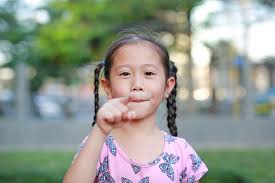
[[101, 78, 112, 99], [165, 76, 176, 96]]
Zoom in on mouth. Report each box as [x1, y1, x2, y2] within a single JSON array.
[[131, 99, 150, 103], [128, 100, 150, 106], [128, 92, 152, 104]]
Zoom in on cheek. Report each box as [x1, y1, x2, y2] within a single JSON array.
[[110, 80, 130, 97], [147, 79, 165, 102]]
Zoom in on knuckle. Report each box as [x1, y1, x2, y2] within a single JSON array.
[[121, 106, 128, 113], [107, 113, 114, 119], [114, 111, 122, 118], [102, 103, 109, 110]]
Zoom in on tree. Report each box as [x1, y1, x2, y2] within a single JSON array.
[[0, 0, 36, 119], [33, 0, 203, 92], [180, 0, 203, 113], [0, 0, 34, 66], [33, 0, 174, 86]]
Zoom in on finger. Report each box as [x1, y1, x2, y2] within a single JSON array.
[[110, 100, 128, 113], [111, 101, 134, 121], [112, 102, 129, 121], [113, 92, 152, 104], [106, 103, 123, 123], [122, 111, 129, 121], [114, 95, 132, 105], [107, 102, 133, 121], [126, 111, 136, 121], [113, 120, 127, 129], [102, 108, 115, 123]]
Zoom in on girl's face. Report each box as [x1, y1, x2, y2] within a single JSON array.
[[101, 42, 175, 120]]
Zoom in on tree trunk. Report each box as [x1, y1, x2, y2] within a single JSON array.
[[209, 65, 218, 114], [185, 11, 195, 114], [240, 0, 255, 119], [16, 62, 31, 121]]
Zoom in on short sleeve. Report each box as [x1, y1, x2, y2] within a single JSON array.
[[72, 135, 108, 173], [180, 140, 208, 182]]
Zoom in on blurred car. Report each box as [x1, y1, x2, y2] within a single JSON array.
[[0, 89, 14, 116], [33, 95, 64, 119]]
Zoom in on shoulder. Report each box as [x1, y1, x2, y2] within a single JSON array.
[[163, 132, 189, 154], [74, 134, 110, 160], [163, 132, 208, 182], [163, 132, 193, 164]]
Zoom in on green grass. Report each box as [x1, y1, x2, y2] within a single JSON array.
[[0, 150, 274, 183], [199, 150, 275, 183], [0, 151, 73, 183]]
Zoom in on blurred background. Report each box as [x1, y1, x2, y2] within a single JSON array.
[[0, 0, 275, 182]]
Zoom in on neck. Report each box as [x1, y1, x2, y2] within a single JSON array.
[[114, 112, 160, 139]]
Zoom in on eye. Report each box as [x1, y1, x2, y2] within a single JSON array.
[[119, 72, 130, 76], [145, 72, 156, 76]]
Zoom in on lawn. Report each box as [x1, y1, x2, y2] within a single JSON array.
[[0, 150, 274, 183]]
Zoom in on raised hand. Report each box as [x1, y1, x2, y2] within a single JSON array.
[[96, 95, 134, 135], [96, 91, 152, 135]]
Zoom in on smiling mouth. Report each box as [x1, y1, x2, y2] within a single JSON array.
[[131, 100, 149, 103], [130, 99, 150, 103]]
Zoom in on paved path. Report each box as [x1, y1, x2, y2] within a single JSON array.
[[1, 111, 274, 150]]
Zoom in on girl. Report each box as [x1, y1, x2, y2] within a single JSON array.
[[63, 28, 208, 183]]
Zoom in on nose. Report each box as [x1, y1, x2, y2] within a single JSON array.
[[131, 75, 144, 92]]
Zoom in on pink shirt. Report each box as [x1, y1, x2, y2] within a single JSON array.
[[75, 131, 208, 183]]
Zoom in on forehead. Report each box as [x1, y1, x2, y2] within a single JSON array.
[[111, 42, 163, 69]]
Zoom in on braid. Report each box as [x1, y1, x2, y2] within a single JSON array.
[[92, 61, 105, 126], [166, 61, 178, 136]]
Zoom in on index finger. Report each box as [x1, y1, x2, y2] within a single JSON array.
[[113, 95, 132, 105], [112, 92, 152, 104]]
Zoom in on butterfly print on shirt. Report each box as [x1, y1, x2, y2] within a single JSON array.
[[106, 136, 117, 156], [97, 156, 108, 175], [164, 134, 177, 144], [179, 167, 187, 183], [159, 153, 180, 181], [131, 164, 141, 174], [148, 157, 161, 166], [121, 177, 149, 183], [187, 175, 195, 183], [96, 156, 115, 183], [98, 172, 115, 183], [190, 154, 202, 172]]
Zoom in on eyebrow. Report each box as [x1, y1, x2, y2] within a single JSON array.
[[115, 64, 159, 70]]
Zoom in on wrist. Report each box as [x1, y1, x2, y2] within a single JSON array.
[[92, 124, 108, 137]]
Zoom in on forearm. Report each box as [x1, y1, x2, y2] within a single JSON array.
[[62, 124, 107, 183]]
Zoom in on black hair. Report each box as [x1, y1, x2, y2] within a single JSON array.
[[92, 27, 178, 136]]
